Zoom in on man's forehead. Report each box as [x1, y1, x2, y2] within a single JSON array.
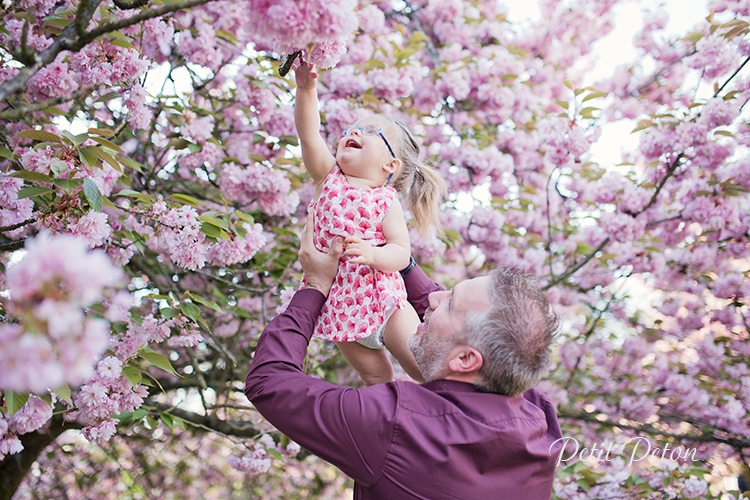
[[453, 276, 491, 313]]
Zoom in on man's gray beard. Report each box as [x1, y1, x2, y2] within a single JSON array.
[[408, 333, 453, 382]]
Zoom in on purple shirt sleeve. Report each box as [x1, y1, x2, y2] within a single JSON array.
[[244, 288, 399, 486], [402, 264, 443, 318]]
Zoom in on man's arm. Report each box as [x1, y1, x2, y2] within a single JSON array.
[[244, 290, 397, 485], [244, 216, 395, 485], [401, 261, 443, 319]]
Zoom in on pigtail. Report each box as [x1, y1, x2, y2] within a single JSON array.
[[407, 164, 447, 236], [387, 117, 447, 237]]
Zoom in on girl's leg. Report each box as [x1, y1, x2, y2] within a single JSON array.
[[383, 304, 425, 383], [336, 341, 394, 386]]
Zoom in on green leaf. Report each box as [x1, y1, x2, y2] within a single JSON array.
[[199, 214, 228, 229], [79, 147, 100, 168], [140, 351, 180, 377], [179, 302, 201, 321], [11, 170, 52, 183], [215, 29, 238, 44], [44, 16, 72, 28], [18, 186, 54, 199], [554, 99, 569, 111], [279, 135, 299, 147], [167, 138, 191, 150], [631, 119, 653, 133], [83, 178, 103, 211], [713, 130, 734, 137], [579, 107, 599, 119], [170, 193, 202, 207], [98, 150, 122, 172], [682, 31, 704, 43], [122, 365, 143, 386], [63, 131, 89, 147], [160, 412, 174, 431], [145, 416, 159, 429], [132, 409, 149, 420], [54, 384, 72, 405], [15, 130, 62, 143], [172, 416, 186, 430], [96, 91, 121, 103], [88, 128, 115, 137], [0, 144, 13, 159], [582, 90, 608, 102], [42, 106, 66, 116], [52, 177, 84, 193], [6, 391, 29, 417], [91, 136, 124, 153], [185, 291, 222, 312], [160, 307, 179, 320], [119, 155, 143, 173], [50, 160, 68, 177], [235, 210, 255, 224], [266, 447, 283, 460], [111, 38, 135, 49]]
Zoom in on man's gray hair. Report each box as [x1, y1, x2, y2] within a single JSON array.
[[461, 268, 559, 397]]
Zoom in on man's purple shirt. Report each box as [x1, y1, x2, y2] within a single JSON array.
[[245, 266, 563, 499]]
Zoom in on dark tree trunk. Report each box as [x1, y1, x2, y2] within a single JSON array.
[[0, 416, 80, 500]]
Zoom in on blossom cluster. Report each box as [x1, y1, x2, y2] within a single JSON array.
[[1, 233, 123, 393], [246, 0, 358, 67]]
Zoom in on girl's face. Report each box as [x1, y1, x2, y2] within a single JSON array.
[[335, 116, 400, 187]]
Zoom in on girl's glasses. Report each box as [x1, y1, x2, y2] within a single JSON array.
[[342, 124, 397, 159]]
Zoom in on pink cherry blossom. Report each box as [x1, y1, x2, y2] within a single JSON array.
[[11, 395, 53, 434], [69, 212, 112, 248]]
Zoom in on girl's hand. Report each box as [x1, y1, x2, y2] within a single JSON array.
[[295, 62, 318, 91], [343, 236, 375, 266]]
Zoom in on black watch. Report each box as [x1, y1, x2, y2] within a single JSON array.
[[399, 256, 417, 277]]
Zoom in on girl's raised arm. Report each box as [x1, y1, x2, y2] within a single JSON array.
[[294, 63, 335, 184]]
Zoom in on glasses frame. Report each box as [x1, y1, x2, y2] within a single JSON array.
[[342, 124, 397, 159]]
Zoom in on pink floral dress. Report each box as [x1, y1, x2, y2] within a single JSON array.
[[305, 165, 407, 343]]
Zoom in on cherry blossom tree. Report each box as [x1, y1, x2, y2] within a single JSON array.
[[1, 0, 749, 498]]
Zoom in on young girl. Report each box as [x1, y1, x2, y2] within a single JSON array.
[[295, 61, 446, 385]]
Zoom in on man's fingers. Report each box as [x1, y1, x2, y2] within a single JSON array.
[[299, 212, 314, 259], [330, 236, 344, 258], [303, 212, 314, 244]]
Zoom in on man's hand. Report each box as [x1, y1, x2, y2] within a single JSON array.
[[295, 62, 318, 91], [343, 236, 375, 266], [299, 213, 343, 296]]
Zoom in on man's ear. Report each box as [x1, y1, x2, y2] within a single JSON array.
[[447, 345, 483, 374]]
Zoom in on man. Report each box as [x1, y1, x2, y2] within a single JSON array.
[[245, 215, 563, 499]]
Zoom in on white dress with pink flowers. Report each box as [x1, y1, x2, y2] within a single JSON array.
[[304, 165, 407, 343]]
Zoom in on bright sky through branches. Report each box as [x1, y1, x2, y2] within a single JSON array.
[[505, 0, 711, 166]]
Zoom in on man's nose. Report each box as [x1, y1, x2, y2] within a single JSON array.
[[427, 291, 445, 309]]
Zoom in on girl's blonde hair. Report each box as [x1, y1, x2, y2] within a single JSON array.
[[387, 117, 447, 236]]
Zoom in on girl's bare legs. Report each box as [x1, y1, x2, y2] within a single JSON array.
[[383, 304, 425, 383], [336, 341, 394, 386]]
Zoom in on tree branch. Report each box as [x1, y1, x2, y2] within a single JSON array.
[[0, 87, 91, 121], [112, 0, 150, 10], [0, 218, 35, 233], [0, 0, 219, 102], [149, 401, 260, 439]]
